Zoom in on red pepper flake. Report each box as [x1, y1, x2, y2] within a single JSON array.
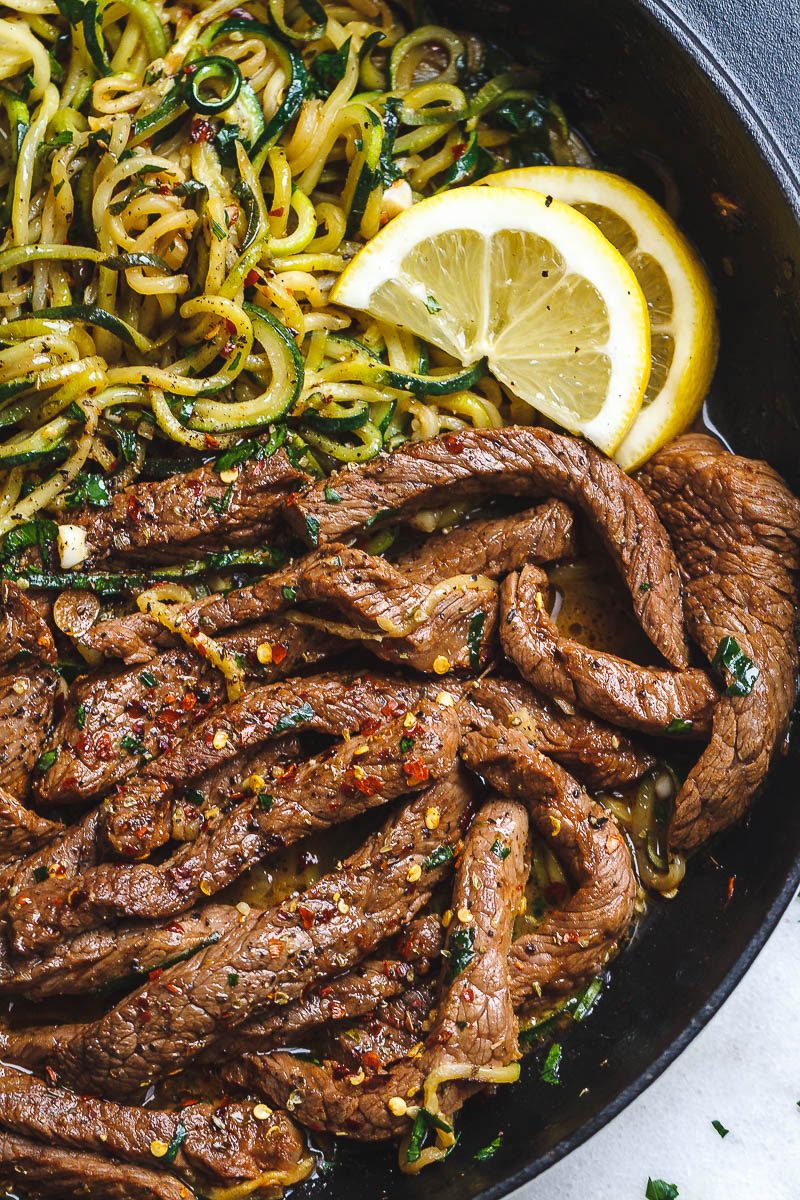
[[190, 118, 214, 143], [127, 494, 143, 524], [271, 642, 288, 665], [443, 433, 465, 454], [156, 183, 171, 195], [165, 982, 182, 995], [380, 698, 404, 719], [362, 1051, 382, 1072], [726, 874, 736, 905], [94, 732, 114, 761], [402, 757, 430, 786], [462, 986, 475, 1003], [157, 709, 185, 732], [148, 968, 163, 982], [297, 904, 315, 930], [269, 206, 285, 217], [204, 433, 220, 450], [180, 691, 197, 711], [45, 1066, 58, 1085], [359, 717, 381, 736], [342, 769, 383, 797], [451, 142, 466, 159], [244, 269, 261, 287], [267, 938, 285, 958]]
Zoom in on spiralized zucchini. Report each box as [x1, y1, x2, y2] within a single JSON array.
[[0, 0, 582, 535]]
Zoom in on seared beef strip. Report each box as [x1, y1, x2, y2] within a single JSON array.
[[0, 786, 61, 864], [224, 798, 527, 1145], [395, 499, 576, 577], [100, 671, 435, 858], [0, 904, 235, 999], [500, 566, 718, 736], [640, 434, 800, 846], [464, 675, 655, 788], [0, 1131, 194, 1200], [0, 581, 60, 799], [8, 702, 459, 955], [67, 447, 306, 563], [0, 809, 103, 894], [286, 427, 689, 667], [38, 622, 337, 805], [461, 724, 637, 999], [0, 1064, 309, 1191], [207, 916, 444, 1061], [0, 767, 477, 1096]]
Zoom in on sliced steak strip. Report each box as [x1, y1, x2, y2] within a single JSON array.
[[208, 915, 444, 1061], [0, 808, 102, 894], [464, 675, 654, 788], [0, 581, 60, 800], [0, 1130, 192, 1200], [286, 427, 689, 668], [68, 447, 306, 563], [0, 1064, 310, 1192], [224, 798, 527, 1147], [0, 904, 235, 999], [0, 766, 477, 1097], [9, 702, 459, 955], [395, 499, 576, 577], [461, 724, 637, 1000], [38, 622, 337, 806], [101, 671, 431, 858], [0, 786, 61, 863], [500, 566, 718, 736], [640, 433, 800, 847]]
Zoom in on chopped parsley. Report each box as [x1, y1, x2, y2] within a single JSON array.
[[65, 472, 111, 509], [281, 585, 298, 602], [257, 793, 274, 812], [400, 735, 415, 753], [309, 36, 352, 99], [645, 1181, 679, 1200], [271, 701, 315, 736], [76, 703, 87, 731], [467, 610, 487, 670], [665, 717, 693, 734], [491, 838, 511, 860], [422, 844, 455, 871], [227, 972, 239, 987], [120, 733, 148, 757], [324, 484, 342, 504], [32, 865, 49, 883], [139, 670, 157, 689], [425, 294, 442, 314], [161, 1122, 188, 1165], [364, 507, 396, 529], [305, 514, 320, 546], [445, 924, 475, 982], [474, 1132, 503, 1161], [208, 482, 235, 515], [711, 1119, 729, 1138], [639, 580, 652, 592], [35, 749, 58, 772], [540, 1042, 562, 1085], [711, 635, 760, 696]]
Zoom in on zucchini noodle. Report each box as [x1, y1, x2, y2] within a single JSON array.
[[0, 0, 580, 531], [136, 582, 246, 702]]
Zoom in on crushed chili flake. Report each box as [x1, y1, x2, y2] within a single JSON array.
[[381, 698, 405, 719], [402, 757, 430, 785], [343, 768, 383, 797], [190, 118, 214, 142], [127, 494, 143, 523], [443, 433, 465, 454], [726, 873, 736, 904], [244, 269, 262, 288], [297, 904, 315, 930], [272, 642, 288, 664], [269, 206, 285, 217], [362, 1051, 382, 1072], [180, 692, 197, 711]]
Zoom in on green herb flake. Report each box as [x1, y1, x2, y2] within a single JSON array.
[[474, 1133, 503, 1161], [364, 507, 395, 529], [309, 36, 352, 99], [140, 670, 157, 689], [645, 1181, 679, 1200], [425, 294, 442, 314], [711, 634, 760, 696], [281, 585, 298, 602], [467, 610, 487, 670], [162, 1121, 187, 1165], [711, 1119, 729, 1138], [446, 924, 475, 982], [639, 580, 652, 592], [32, 865, 49, 883], [405, 1106, 453, 1164], [257, 793, 274, 812], [540, 1042, 562, 1085], [400, 735, 415, 753], [120, 733, 148, 757], [422, 844, 455, 871], [227, 971, 239, 987], [665, 717, 693, 734], [271, 701, 315, 736], [305, 514, 320, 546], [208, 482, 235, 515], [324, 484, 342, 504], [35, 749, 58, 772], [76, 703, 87, 731], [65, 472, 111, 509], [491, 838, 511, 860], [209, 217, 227, 241]]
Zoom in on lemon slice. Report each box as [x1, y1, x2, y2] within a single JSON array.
[[487, 167, 718, 470], [331, 186, 650, 455]]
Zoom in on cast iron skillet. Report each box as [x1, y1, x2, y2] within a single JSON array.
[[297, 2, 800, 1195]]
